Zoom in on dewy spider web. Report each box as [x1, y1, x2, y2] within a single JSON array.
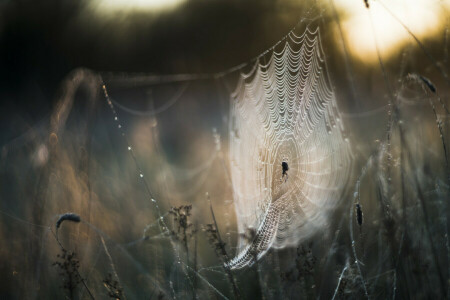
[[227, 26, 352, 269]]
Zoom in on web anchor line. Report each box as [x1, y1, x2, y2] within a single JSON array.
[[101, 80, 232, 299], [100, 6, 321, 86]]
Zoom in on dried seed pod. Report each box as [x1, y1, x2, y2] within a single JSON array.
[[56, 213, 81, 229]]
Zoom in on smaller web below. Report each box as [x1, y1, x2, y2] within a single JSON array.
[[227, 26, 353, 269]]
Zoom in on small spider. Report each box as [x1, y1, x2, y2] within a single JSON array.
[[281, 161, 289, 182]]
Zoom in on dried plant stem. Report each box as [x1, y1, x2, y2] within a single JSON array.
[[396, 119, 412, 299], [207, 194, 241, 299], [369, 11, 414, 297], [318, 216, 345, 300], [100, 237, 126, 300], [331, 262, 348, 300], [50, 229, 95, 300], [399, 128, 447, 297], [427, 96, 450, 185], [349, 160, 371, 299], [368, 6, 396, 182]]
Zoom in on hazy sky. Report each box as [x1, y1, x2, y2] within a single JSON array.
[[0, 0, 448, 143]]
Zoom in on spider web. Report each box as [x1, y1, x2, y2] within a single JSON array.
[[2, 2, 449, 298], [227, 26, 353, 269]]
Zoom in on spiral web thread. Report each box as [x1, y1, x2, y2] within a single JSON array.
[[227, 26, 352, 269]]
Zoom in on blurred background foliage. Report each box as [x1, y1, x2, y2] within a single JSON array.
[[0, 0, 449, 299]]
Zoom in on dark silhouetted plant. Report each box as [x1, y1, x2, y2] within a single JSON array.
[[53, 248, 83, 300], [103, 273, 124, 299]]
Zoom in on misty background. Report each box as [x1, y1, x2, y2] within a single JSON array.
[[0, 0, 449, 299]]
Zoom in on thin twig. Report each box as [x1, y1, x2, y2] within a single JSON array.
[[332, 262, 348, 300]]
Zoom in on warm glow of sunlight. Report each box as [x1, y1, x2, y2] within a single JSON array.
[[335, 0, 449, 61], [95, 0, 186, 11]]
